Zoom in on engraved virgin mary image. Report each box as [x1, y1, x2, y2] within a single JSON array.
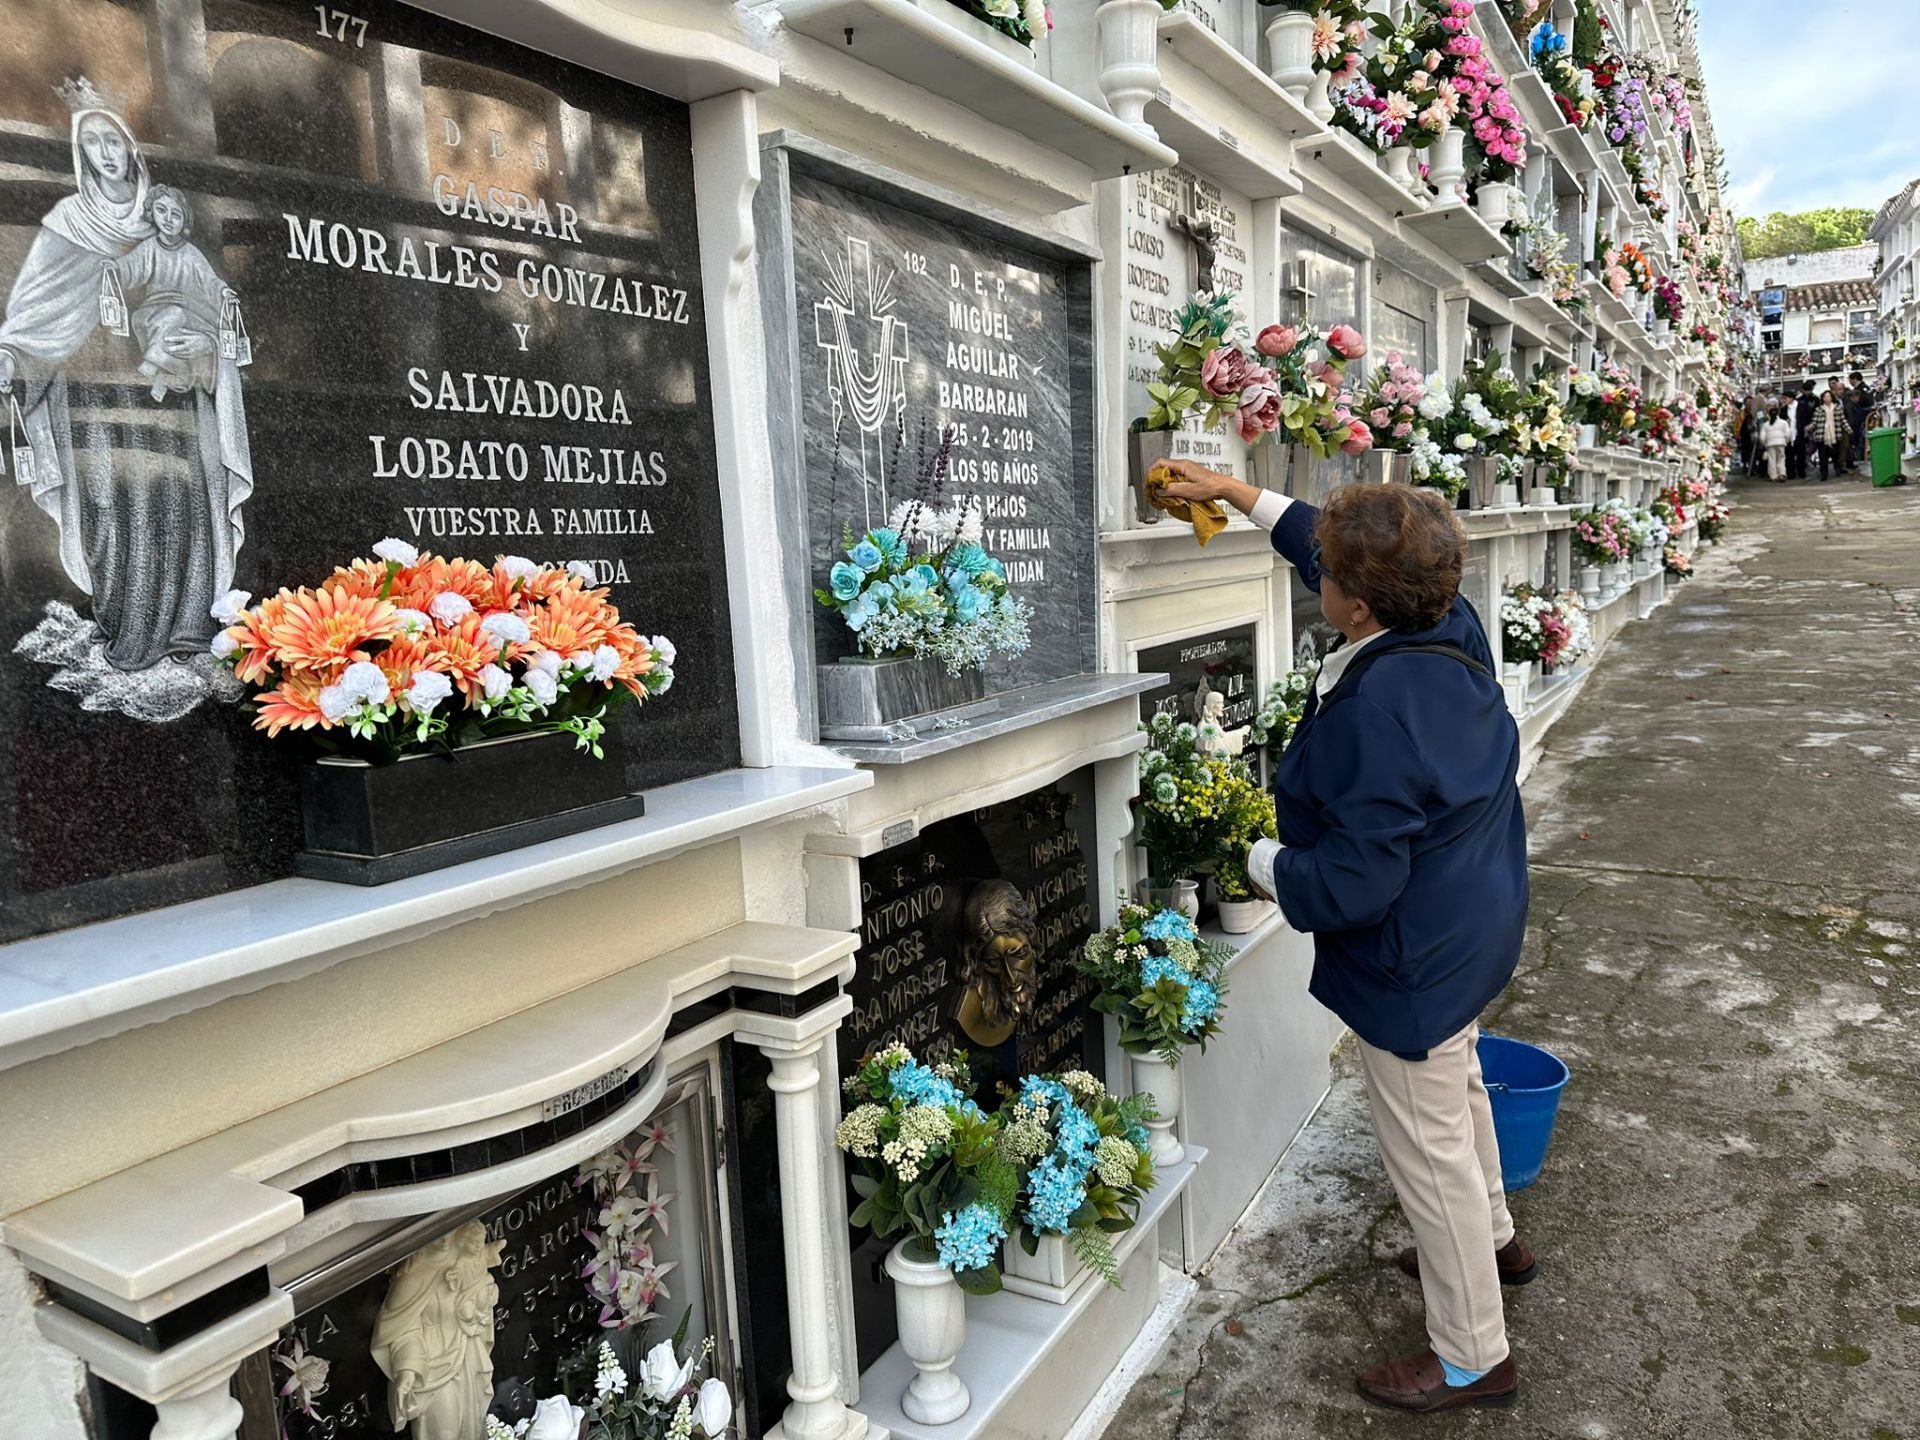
[[2, 79, 254, 721]]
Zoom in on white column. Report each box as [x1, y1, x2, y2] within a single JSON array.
[[150, 1370, 242, 1440], [759, 1037, 867, 1440]]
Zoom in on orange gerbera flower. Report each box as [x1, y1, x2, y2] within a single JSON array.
[[373, 633, 431, 698], [421, 614, 501, 702], [409, 556, 498, 609], [608, 630, 656, 699], [528, 588, 615, 656], [321, 558, 391, 600], [265, 585, 402, 674], [253, 671, 329, 735], [227, 590, 292, 685]]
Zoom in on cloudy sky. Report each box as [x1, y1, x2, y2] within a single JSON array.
[[1696, 0, 1919, 221]]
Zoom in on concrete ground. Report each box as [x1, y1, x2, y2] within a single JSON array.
[[1102, 477, 1920, 1440]]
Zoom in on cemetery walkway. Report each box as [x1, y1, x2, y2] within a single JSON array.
[[1099, 479, 1920, 1440]]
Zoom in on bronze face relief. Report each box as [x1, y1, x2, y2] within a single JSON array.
[[955, 879, 1041, 1049]]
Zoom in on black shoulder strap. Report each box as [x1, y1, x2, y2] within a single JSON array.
[[1321, 641, 1492, 710]]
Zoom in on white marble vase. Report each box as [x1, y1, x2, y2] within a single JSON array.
[[1428, 127, 1467, 203], [1098, 0, 1163, 139], [1265, 11, 1316, 96], [887, 1240, 971, 1426], [1131, 1052, 1185, 1167], [1475, 180, 1519, 227]]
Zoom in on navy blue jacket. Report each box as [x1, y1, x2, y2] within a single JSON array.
[[1267, 501, 1528, 1058]]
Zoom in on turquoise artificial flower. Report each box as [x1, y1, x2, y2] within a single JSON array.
[[843, 593, 878, 631], [951, 585, 985, 623], [895, 569, 932, 601], [829, 562, 865, 601], [1142, 909, 1198, 943], [1024, 1157, 1088, 1235], [870, 528, 907, 566], [934, 1204, 1007, 1273], [912, 563, 941, 591], [984, 556, 1006, 581], [850, 539, 885, 572], [947, 541, 991, 577]]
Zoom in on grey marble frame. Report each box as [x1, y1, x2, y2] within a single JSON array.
[[755, 131, 1103, 743]]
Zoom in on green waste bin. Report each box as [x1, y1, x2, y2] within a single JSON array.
[[1869, 427, 1906, 487]]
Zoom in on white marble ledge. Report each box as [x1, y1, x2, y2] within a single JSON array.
[[1099, 516, 1266, 546], [854, 1147, 1205, 1440], [1202, 906, 1295, 975], [830, 673, 1166, 766], [4, 920, 859, 1303], [1154, 9, 1325, 142], [0, 765, 872, 1074], [777, 0, 1175, 178]]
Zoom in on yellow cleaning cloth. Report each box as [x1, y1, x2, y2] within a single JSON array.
[[1145, 464, 1230, 546]]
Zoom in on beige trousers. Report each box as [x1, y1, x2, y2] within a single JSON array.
[[1357, 1022, 1514, 1372]]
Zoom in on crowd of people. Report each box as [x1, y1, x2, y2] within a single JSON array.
[[1732, 373, 1883, 484]]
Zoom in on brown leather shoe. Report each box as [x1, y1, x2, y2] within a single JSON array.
[[1396, 1236, 1536, 1287], [1356, 1348, 1519, 1413]]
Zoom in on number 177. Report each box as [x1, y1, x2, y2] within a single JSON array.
[[314, 6, 368, 45]]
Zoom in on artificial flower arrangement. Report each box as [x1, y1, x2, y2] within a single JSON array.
[[954, 0, 1051, 46], [1211, 778, 1279, 905], [1698, 500, 1729, 543], [997, 1072, 1158, 1288], [1662, 543, 1693, 578], [1652, 274, 1687, 326], [1571, 501, 1634, 567], [1510, 210, 1590, 314], [577, 1127, 680, 1332], [816, 501, 1033, 675], [1248, 669, 1313, 759], [1567, 362, 1641, 446], [1613, 241, 1655, 299], [1135, 710, 1267, 889], [835, 1047, 1015, 1294], [1136, 291, 1372, 456], [212, 542, 673, 761], [491, 1332, 734, 1440], [1624, 504, 1671, 556], [1528, 21, 1597, 130], [1424, 0, 1529, 188], [1356, 350, 1429, 452], [1636, 402, 1680, 457], [1500, 583, 1574, 667], [1511, 369, 1579, 488], [1078, 903, 1233, 1063], [1325, 3, 1439, 156]]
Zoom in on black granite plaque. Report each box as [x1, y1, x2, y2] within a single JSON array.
[[0, 0, 739, 942], [839, 767, 1103, 1370], [784, 168, 1095, 693], [281, 1175, 600, 1439], [1136, 624, 1258, 738]]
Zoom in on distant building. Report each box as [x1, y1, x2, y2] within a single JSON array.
[[1746, 244, 1880, 395], [1871, 180, 1920, 459]]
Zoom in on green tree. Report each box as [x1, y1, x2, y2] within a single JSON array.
[[1736, 208, 1875, 260]]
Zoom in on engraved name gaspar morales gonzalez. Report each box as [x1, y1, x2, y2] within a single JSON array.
[[4, 77, 256, 723]]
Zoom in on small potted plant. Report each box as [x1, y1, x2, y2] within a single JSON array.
[[213, 543, 674, 884], [995, 1071, 1158, 1300], [835, 1047, 1012, 1426], [1210, 774, 1277, 934], [1134, 710, 1257, 917], [1078, 903, 1233, 1167], [814, 497, 1033, 737]]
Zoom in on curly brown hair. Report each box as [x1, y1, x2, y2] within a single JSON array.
[[1313, 485, 1466, 631]]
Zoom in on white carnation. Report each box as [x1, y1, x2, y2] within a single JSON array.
[[480, 663, 512, 701], [525, 668, 558, 708], [429, 591, 473, 626], [566, 560, 598, 584], [210, 588, 251, 625], [318, 685, 351, 722], [498, 554, 539, 582], [651, 635, 677, 666], [406, 669, 453, 714], [210, 630, 240, 659], [480, 611, 532, 646], [392, 607, 431, 637], [590, 645, 621, 682], [338, 660, 391, 706], [529, 648, 563, 678], [373, 537, 419, 566]]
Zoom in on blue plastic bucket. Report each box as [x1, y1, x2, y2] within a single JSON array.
[[1478, 1033, 1570, 1191]]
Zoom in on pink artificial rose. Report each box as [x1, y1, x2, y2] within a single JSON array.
[[1200, 345, 1257, 399], [1341, 420, 1375, 456], [1255, 324, 1300, 358], [1326, 324, 1368, 361], [1234, 378, 1283, 442]]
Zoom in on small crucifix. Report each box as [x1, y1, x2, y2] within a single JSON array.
[[1173, 175, 1223, 296]]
